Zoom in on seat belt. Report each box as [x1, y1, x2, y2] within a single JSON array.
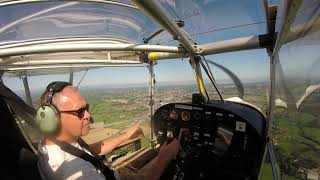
[[51, 138, 116, 180]]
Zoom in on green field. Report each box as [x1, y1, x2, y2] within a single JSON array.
[[88, 99, 148, 125], [272, 108, 320, 179]]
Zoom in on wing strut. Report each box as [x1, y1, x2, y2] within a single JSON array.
[[69, 72, 74, 85], [148, 63, 157, 147], [22, 76, 32, 107], [189, 56, 210, 102], [0, 70, 3, 83]]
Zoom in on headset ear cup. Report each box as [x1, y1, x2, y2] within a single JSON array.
[[36, 105, 59, 134]]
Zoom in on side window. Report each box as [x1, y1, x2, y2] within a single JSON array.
[[3, 75, 70, 147], [271, 2, 320, 179]]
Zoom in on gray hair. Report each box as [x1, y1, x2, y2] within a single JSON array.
[[40, 85, 77, 109], [51, 92, 63, 109]]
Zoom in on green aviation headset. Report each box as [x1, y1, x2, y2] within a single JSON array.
[[36, 81, 71, 134]]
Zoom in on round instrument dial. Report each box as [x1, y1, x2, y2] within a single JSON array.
[[193, 111, 202, 121], [169, 110, 179, 120], [181, 111, 191, 121], [161, 109, 170, 120]]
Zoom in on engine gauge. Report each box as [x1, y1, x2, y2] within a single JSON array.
[[169, 110, 179, 120], [193, 111, 202, 121], [181, 111, 191, 121]]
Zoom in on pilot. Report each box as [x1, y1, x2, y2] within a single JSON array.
[[36, 81, 179, 180]]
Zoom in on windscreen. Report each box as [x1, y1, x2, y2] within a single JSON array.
[[0, 0, 267, 47], [202, 49, 270, 113]]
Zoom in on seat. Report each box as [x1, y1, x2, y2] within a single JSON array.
[[18, 148, 42, 180]]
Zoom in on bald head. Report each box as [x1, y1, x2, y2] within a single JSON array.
[[40, 83, 91, 140], [52, 86, 81, 110]]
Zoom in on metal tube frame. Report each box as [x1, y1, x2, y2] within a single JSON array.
[[69, 72, 74, 85], [0, 37, 135, 49], [148, 63, 156, 147], [189, 56, 207, 99], [15, 114, 38, 154], [268, 142, 279, 180], [0, 71, 3, 83], [146, 33, 273, 61], [199, 35, 264, 56], [0, 43, 184, 57], [130, 0, 196, 53], [259, 53, 279, 179], [3, 64, 147, 72], [0, 0, 138, 9], [6, 59, 142, 66], [22, 76, 33, 107], [258, 1, 278, 179], [256, 54, 279, 180], [272, 0, 302, 56], [143, 29, 165, 44]]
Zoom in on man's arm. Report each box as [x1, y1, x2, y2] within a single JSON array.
[[89, 123, 143, 156], [90, 133, 128, 156]]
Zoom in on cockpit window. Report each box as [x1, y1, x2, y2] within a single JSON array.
[[201, 49, 269, 113], [154, 59, 198, 106]]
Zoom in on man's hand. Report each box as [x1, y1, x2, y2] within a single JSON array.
[[157, 139, 180, 166], [124, 123, 143, 140], [145, 139, 179, 180]]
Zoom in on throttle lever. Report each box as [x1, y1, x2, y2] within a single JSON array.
[[166, 128, 184, 144], [167, 130, 174, 143]]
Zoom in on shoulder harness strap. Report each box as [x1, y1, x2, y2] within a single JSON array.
[[51, 138, 116, 180]]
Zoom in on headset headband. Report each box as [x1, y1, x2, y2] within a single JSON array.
[[46, 81, 71, 104]]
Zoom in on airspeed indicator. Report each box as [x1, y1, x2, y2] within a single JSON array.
[[181, 111, 191, 121]]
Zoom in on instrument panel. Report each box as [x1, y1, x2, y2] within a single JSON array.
[[153, 101, 267, 180]]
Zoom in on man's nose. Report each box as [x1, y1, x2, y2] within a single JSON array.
[[83, 110, 91, 120]]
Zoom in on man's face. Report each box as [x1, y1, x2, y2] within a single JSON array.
[[57, 86, 91, 138]]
